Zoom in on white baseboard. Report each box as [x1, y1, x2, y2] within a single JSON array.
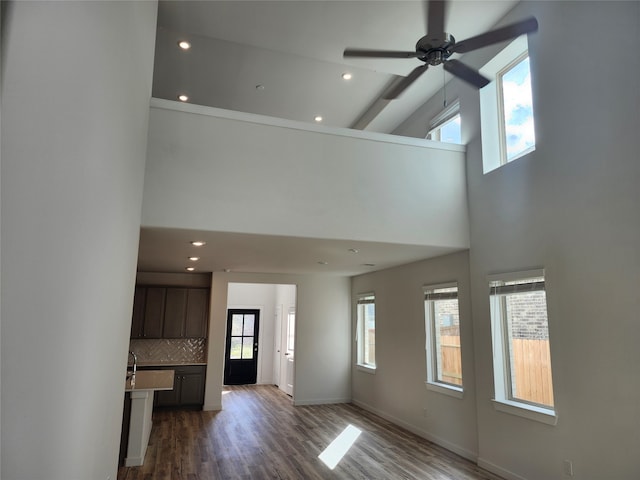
[[293, 397, 351, 406], [477, 458, 528, 480], [203, 403, 222, 411], [351, 398, 478, 463]]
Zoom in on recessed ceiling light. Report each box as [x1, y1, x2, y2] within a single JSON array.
[[256, 84, 265, 91], [314, 116, 323, 122], [224, 268, 232, 273], [188, 256, 200, 261], [185, 266, 195, 272], [190, 241, 206, 247], [178, 94, 189, 102], [342, 72, 352, 80], [348, 248, 359, 253], [363, 263, 376, 267], [178, 40, 191, 50], [317, 261, 328, 265]]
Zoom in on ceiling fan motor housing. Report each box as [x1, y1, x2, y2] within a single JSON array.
[[416, 33, 455, 65]]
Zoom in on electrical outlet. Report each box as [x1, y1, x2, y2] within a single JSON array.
[[563, 460, 574, 477]]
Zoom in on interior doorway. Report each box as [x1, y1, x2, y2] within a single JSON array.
[[226, 283, 297, 397]]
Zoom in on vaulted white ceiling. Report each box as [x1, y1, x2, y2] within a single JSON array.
[[142, 1, 520, 276], [153, 0, 519, 133]]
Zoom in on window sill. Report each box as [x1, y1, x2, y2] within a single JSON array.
[[425, 382, 464, 399], [356, 364, 376, 375], [492, 399, 557, 426]]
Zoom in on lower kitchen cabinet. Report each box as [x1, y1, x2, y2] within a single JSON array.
[[140, 365, 206, 409]]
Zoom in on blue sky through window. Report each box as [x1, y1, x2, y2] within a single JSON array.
[[440, 115, 462, 144], [501, 56, 535, 160]]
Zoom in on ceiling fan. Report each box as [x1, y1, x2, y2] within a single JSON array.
[[343, 0, 538, 98]]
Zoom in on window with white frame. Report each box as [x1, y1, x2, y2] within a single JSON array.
[[489, 269, 556, 423], [356, 293, 376, 370], [424, 283, 463, 395], [480, 36, 536, 173], [426, 101, 462, 144]]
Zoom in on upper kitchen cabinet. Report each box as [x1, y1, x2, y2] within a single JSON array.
[[143, 287, 166, 338], [185, 288, 209, 338], [131, 286, 209, 339], [163, 288, 188, 338], [130, 286, 147, 338]]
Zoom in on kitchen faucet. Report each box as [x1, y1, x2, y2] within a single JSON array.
[[128, 351, 138, 377]]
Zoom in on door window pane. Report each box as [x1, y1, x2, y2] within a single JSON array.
[[243, 315, 255, 336], [230, 337, 242, 359], [242, 337, 254, 359], [231, 315, 244, 336]]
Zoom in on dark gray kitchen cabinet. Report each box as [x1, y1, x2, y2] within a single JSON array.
[[130, 287, 146, 338], [152, 365, 206, 409], [162, 288, 188, 338], [131, 287, 209, 339], [185, 288, 209, 338], [142, 287, 166, 338]]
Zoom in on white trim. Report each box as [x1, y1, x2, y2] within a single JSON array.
[[492, 399, 558, 426], [356, 364, 376, 375], [293, 397, 351, 406], [477, 457, 529, 480], [150, 97, 466, 152], [429, 100, 460, 129], [422, 281, 458, 292], [203, 403, 222, 411], [488, 268, 545, 283], [425, 381, 464, 399]]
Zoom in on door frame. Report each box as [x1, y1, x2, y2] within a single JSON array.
[[223, 308, 261, 385]]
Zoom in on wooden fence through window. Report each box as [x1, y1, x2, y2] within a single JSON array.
[[440, 336, 554, 406]]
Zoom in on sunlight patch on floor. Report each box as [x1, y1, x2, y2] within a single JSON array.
[[318, 424, 362, 470]]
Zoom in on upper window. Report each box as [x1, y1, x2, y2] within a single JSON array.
[[498, 54, 535, 161], [356, 293, 376, 370], [427, 101, 462, 145], [424, 283, 463, 396], [489, 270, 556, 423], [480, 36, 536, 173]]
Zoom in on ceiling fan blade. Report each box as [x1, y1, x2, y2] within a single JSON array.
[[427, 0, 447, 35], [344, 48, 419, 59], [383, 64, 429, 99], [443, 59, 490, 89], [451, 17, 538, 54]]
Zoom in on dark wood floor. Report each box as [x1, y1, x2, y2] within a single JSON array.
[[118, 385, 502, 480]]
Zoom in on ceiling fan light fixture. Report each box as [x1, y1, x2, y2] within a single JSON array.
[[178, 40, 191, 50]]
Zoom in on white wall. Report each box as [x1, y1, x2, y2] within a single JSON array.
[[1, 2, 157, 479], [227, 283, 278, 384], [351, 251, 478, 460], [226, 283, 297, 386], [204, 272, 350, 410], [142, 100, 469, 248], [396, 2, 640, 479]]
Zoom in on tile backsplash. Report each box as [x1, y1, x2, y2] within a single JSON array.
[[129, 338, 207, 365]]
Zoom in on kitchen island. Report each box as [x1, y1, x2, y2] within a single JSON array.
[[122, 370, 174, 467]]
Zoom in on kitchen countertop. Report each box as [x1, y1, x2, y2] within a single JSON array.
[[125, 369, 175, 392]]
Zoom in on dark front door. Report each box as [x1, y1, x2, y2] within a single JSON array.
[[224, 309, 260, 385]]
